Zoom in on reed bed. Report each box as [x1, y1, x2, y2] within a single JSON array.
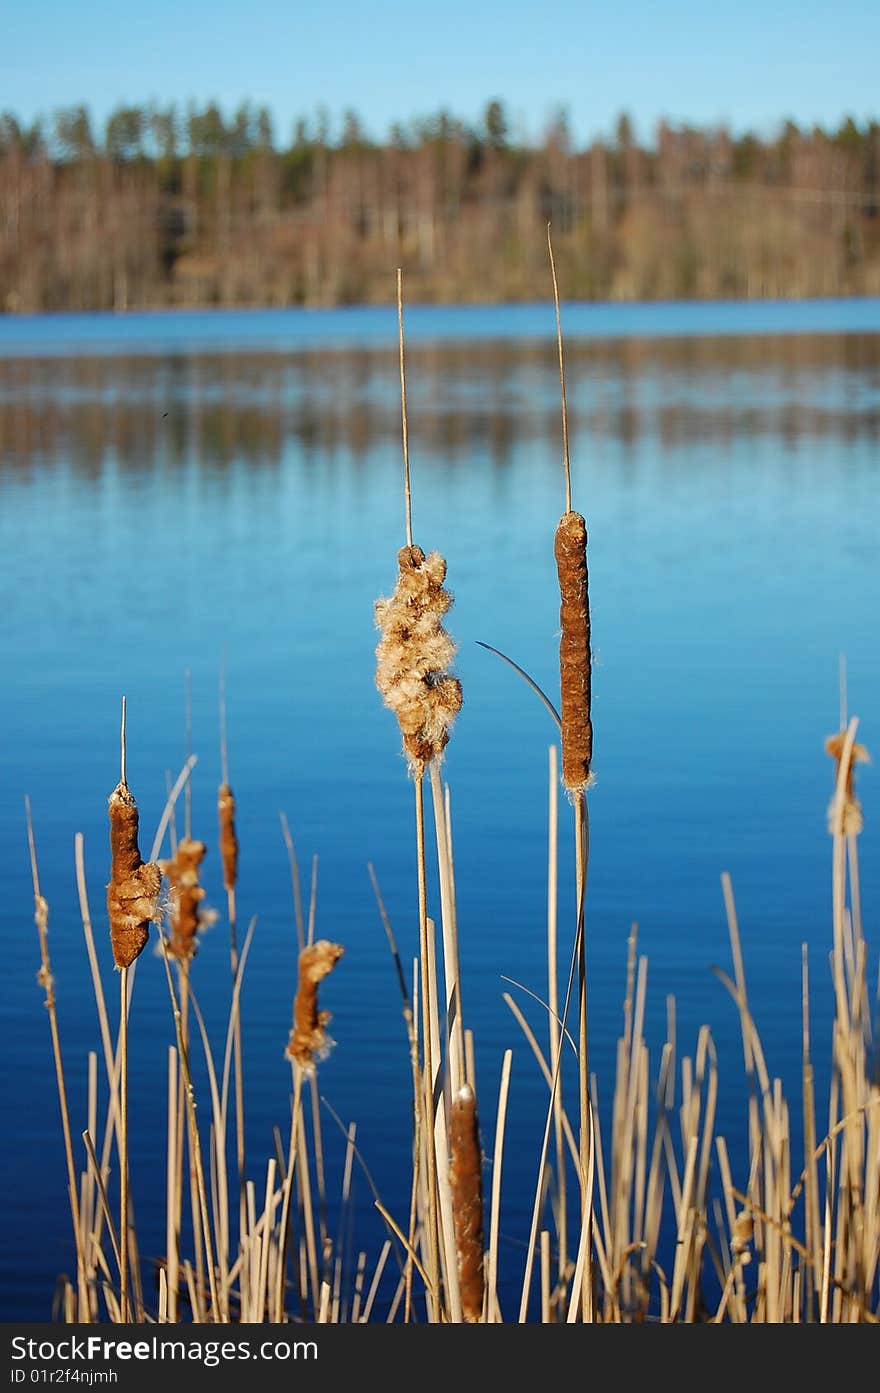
[[23, 273, 878, 1325]]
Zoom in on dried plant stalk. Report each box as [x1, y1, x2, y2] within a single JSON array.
[[554, 510, 593, 791], [449, 1084, 484, 1322], [106, 781, 162, 970], [375, 544, 462, 775], [161, 837, 208, 962], [218, 783, 239, 891], [287, 940, 344, 1069]]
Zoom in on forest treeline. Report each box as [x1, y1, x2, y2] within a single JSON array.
[[1, 100, 879, 311]]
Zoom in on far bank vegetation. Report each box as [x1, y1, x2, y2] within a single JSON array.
[[2, 101, 880, 311]]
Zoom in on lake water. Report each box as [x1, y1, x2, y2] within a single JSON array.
[[1, 300, 878, 1321]]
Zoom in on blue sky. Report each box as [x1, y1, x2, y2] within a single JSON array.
[[2, 0, 877, 144]]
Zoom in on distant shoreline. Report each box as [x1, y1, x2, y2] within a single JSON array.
[[2, 297, 880, 362]]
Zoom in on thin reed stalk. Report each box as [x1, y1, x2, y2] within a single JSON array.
[[545, 745, 568, 1300], [428, 763, 465, 1096], [153, 926, 220, 1319], [368, 866, 422, 1321], [273, 1065, 303, 1321], [26, 803, 88, 1318], [219, 664, 246, 1254]]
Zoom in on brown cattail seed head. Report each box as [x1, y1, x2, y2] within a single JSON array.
[[106, 782, 162, 970], [161, 838, 208, 962], [287, 940, 344, 1070], [375, 544, 463, 776], [554, 510, 593, 791], [449, 1083, 485, 1323], [217, 783, 238, 891], [825, 732, 869, 837]]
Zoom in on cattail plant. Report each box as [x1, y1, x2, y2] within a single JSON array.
[[521, 226, 594, 1322], [555, 510, 592, 792], [286, 939, 344, 1069], [374, 275, 461, 777], [105, 698, 161, 1321], [273, 939, 344, 1321], [449, 1084, 485, 1322], [375, 546, 462, 775], [106, 786, 162, 971], [373, 270, 467, 1322], [161, 837, 208, 961], [825, 728, 869, 836], [218, 784, 238, 890]]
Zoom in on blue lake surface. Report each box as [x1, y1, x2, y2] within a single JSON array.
[[0, 301, 878, 1320]]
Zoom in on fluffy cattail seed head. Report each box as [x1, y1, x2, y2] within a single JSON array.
[[106, 782, 162, 970], [161, 837, 208, 962], [217, 783, 238, 891], [375, 544, 462, 775], [554, 510, 593, 791], [825, 731, 869, 837], [449, 1083, 485, 1323], [731, 1210, 754, 1258], [287, 940, 344, 1070]]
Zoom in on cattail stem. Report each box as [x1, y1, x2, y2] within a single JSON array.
[[219, 659, 230, 791], [368, 863, 423, 1323], [227, 885, 246, 1255], [574, 794, 589, 1143], [518, 800, 589, 1322], [273, 1062, 304, 1321], [179, 968, 199, 1307], [397, 269, 413, 548], [404, 1091, 421, 1323], [429, 761, 464, 1095], [574, 791, 592, 1319], [547, 224, 572, 514], [169, 976, 187, 1321], [119, 967, 130, 1322], [184, 669, 192, 842], [165, 1045, 180, 1323], [403, 954, 423, 1324], [546, 746, 568, 1296], [415, 774, 442, 1320], [218, 672, 246, 1258]]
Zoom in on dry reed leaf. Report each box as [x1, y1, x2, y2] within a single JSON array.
[[449, 1083, 485, 1322], [375, 544, 463, 775], [160, 837, 208, 962], [287, 940, 344, 1069], [217, 783, 238, 891], [825, 731, 869, 836], [554, 510, 592, 791], [106, 781, 162, 970]]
